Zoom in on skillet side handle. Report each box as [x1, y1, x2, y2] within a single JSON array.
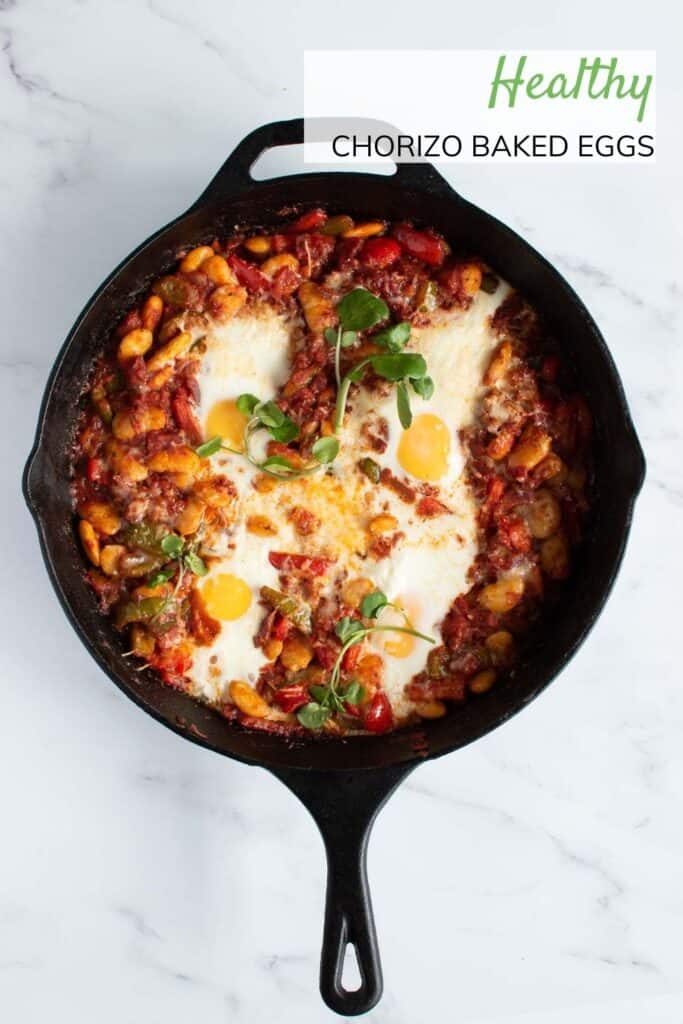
[[194, 117, 459, 206], [271, 763, 414, 1016], [194, 119, 305, 204]]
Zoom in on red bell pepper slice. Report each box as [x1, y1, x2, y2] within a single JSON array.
[[171, 389, 202, 445], [416, 496, 450, 517], [273, 684, 310, 713], [341, 644, 361, 673], [268, 552, 333, 577], [285, 208, 327, 233], [360, 237, 401, 269], [364, 691, 394, 734], [86, 456, 104, 483], [393, 224, 448, 267], [228, 255, 269, 293], [271, 613, 290, 642]]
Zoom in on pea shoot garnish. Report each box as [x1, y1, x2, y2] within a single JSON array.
[[150, 532, 208, 588], [295, 589, 434, 730], [324, 288, 388, 388], [195, 397, 335, 479], [195, 435, 223, 459], [119, 530, 209, 629], [326, 287, 434, 432]]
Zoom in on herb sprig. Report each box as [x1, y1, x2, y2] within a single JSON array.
[[147, 532, 208, 587], [196, 398, 340, 480], [326, 288, 435, 432], [142, 531, 208, 623], [295, 589, 435, 730]]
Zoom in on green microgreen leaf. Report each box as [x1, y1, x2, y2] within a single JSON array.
[[329, 322, 361, 391], [342, 681, 364, 706], [309, 684, 346, 712], [327, 289, 432, 452], [309, 684, 332, 706], [195, 435, 223, 458], [297, 702, 331, 730], [261, 455, 297, 471], [337, 288, 389, 332], [411, 375, 435, 400], [396, 380, 412, 429], [255, 400, 285, 428], [360, 590, 389, 619], [347, 363, 367, 384], [146, 565, 175, 589], [335, 616, 365, 645], [312, 436, 340, 464], [369, 352, 427, 382], [268, 417, 299, 443], [160, 534, 184, 558], [236, 393, 260, 417], [184, 551, 208, 576], [373, 321, 411, 353], [319, 599, 436, 725], [333, 357, 371, 433]]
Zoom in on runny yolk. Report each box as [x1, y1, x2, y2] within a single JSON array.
[[201, 574, 252, 621], [397, 413, 450, 482], [382, 600, 417, 658], [205, 399, 247, 452]]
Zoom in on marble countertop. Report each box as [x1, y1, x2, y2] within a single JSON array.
[[2, 1, 681, 1021]]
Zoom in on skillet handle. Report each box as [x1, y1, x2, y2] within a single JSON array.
[[270, 762, 414, 1015], [196, 118, 306, 202], [195, 117, 456, 204]]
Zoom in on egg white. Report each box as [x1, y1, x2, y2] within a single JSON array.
[[195, 304, 298, 499], [186, 523, 282, 704]]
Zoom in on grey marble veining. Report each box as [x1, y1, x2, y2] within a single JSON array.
[[1, 1, 681, 1021]]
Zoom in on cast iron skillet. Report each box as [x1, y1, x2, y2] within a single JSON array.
[[23, 118, 645, 1015]]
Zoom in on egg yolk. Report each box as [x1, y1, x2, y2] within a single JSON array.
[[382, 600, 417, 658], [397, 413, 450, 481], [201, 574, 252, 621], [205, 399, 247, 452]]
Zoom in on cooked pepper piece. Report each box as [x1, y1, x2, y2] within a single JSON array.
[[360, 237, 401, 269], [393, 224, 448, 266], [321, 214, 354, 236], [268, 552, 333, 577], [364, 691, 394, 733], [273, 684, 310, 713], [285, 208, 327, 233], [114, 596, 168, 629], [227, 255, 270, 293], [359, 457, 381, 484], [122, 522, 168, 555], [260, 586, 312, 634]]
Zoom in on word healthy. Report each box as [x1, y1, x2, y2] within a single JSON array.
[[488, 55, 654, 124]]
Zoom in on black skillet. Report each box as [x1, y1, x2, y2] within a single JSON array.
[[23, 118, 645, 1015]]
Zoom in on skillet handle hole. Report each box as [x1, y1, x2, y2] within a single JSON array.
[[341, 941, 363, 994], [250, 143, 397, 181]]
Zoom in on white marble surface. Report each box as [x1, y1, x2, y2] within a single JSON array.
[[2, 1, 682, 1020]]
